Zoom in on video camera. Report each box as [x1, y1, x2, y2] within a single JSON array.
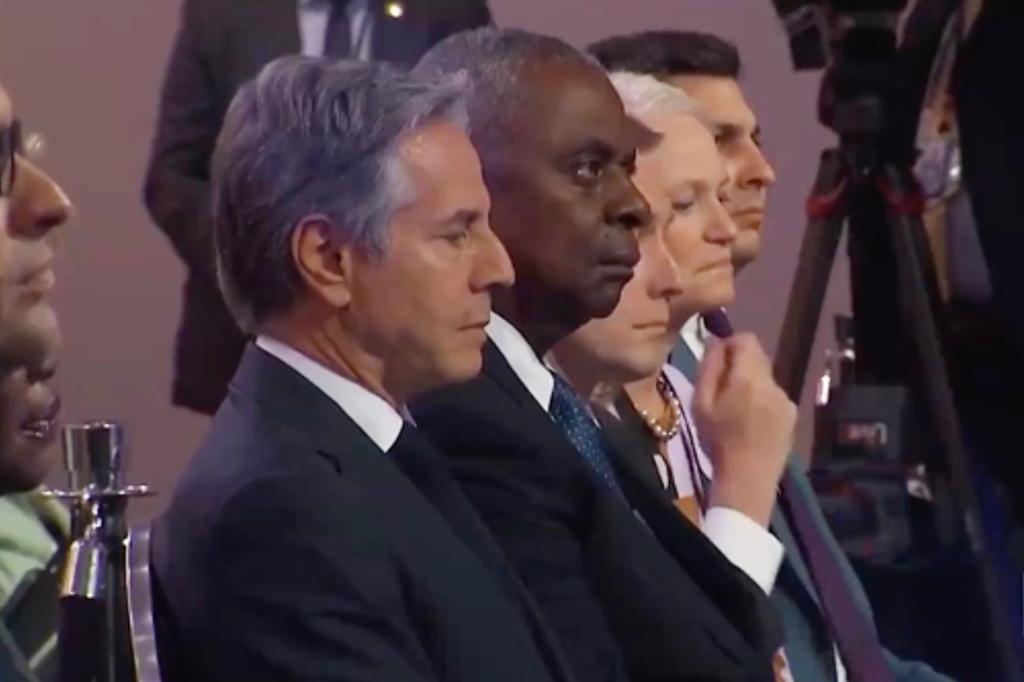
[[771, 0, 922, 164], [766, 2, 1023, 678]]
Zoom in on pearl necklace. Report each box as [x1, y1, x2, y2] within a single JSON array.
[[637, 373, 683, 442]]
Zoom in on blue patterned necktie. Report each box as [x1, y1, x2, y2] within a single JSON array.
[[549, 373, 622, 493]]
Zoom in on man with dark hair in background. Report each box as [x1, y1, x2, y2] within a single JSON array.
[[588, 31, 954, 682], [144, 0, 493, 416]]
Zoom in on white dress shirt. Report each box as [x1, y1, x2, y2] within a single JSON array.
[[298, 0, 374, 60], [486, 314, 783, 594], [486, 313, 555, 410], [256, 335, 403, 452]]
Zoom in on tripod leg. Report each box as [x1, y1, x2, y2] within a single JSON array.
[[880, 165, 1023, 682], [774, 148, 848, 403]]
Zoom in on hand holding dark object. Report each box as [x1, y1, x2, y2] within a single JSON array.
[[693, 333, 795, 527]]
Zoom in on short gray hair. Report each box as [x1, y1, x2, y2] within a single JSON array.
[[414, 28, 598, 164], [607, 71, 701, 120], [212, 56, 468, 333]]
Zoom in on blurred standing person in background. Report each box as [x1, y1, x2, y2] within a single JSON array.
[[144, 0, 493, 415]]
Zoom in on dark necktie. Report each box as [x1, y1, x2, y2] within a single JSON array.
[[549, 373, 622, 494], [778, 477, 892, 681], [323, 0, 354, 58], [708, 308, 893, 682]]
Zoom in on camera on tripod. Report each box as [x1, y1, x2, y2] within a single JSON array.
[[768, 1, 1022, 678], [775, 0, 920, 161], [773, 0, 910, 74]]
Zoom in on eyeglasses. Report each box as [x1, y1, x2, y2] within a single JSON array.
[[1, 120, 23, 199]]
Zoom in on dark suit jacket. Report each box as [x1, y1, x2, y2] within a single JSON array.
[[0, 549, 62, 682], [410, 341, 783, 682], [666, 343, 952, 682], [0, 626, 32, 682], [143, 0, 492, 414], [152, 344, 574, 681]]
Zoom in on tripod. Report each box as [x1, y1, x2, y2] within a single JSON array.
[[773, 131, 1022, 679]]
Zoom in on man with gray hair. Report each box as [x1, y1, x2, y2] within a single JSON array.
[[411, 28, 785, 682], [152, 56, 575, 682]]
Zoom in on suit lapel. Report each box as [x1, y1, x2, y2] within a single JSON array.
[[596, 398, 671, 505], [480, 341, 534, 409], [607, 442, 760, 659], [481, 341, 636, 498], [391, 427, 522, 587], [391, 427, 575, 682], [771, 484, 822, 611], [230, 344, 369, 459]]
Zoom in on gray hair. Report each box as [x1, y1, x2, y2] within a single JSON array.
[[414, 28, 598, 164], [212, 56, 468, 333], [607, 71, 701, 120]]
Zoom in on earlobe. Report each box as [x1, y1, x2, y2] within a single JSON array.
[[290, 215, 352, 309]]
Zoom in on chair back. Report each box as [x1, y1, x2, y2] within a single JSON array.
[[126, 525, 162, 682]]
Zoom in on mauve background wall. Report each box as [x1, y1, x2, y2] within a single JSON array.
[[0, 0, 846, 520]]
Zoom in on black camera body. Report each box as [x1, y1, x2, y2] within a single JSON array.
[[773, 0, 922, 165]]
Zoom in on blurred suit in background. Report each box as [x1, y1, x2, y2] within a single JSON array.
[[143, 0, 492, 414]]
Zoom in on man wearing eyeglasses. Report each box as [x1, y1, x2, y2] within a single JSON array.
[[0, 81, 73, 682], [143, 0, 493, 417]]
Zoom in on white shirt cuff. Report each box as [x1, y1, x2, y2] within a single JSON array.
[[702, 506, 785, 594]]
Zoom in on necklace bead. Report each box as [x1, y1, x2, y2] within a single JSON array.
[[637, 374, 683, 442]]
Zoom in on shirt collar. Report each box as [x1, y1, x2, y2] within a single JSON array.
[[485, 314, 556, 412], [679, 315, 708, 362], [256, 335, 404, 452]]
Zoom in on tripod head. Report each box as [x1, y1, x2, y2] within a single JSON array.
[[772, 0, 920, 170]]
